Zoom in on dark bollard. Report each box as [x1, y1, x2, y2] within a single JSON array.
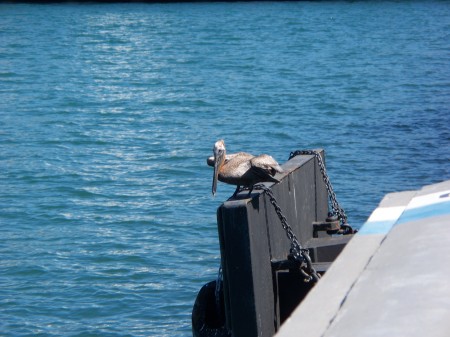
[[193, 150, 354, 337]]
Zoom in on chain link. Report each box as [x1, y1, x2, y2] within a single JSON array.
[[255, 184, 320, 283], [289, 150, 348, 225], [215, 265, 223, 318]]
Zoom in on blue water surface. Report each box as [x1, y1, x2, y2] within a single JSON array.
[[1, 1, 449, 336]]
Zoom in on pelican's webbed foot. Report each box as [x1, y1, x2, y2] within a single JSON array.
[[247, 186, 254, 197], [231, 185, 242, 198]]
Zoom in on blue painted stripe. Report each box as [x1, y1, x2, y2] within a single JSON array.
[[396, 200, 450, 225], [358, 220, 398, 235], [358, 192, 450, 236]]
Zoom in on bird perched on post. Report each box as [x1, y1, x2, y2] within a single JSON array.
[[209, 139, 284, 197]]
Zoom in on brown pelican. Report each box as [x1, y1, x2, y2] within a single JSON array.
[[211, 139, 283, 196]]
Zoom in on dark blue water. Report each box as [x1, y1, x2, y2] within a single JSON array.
[[1, 1, 449, 336]]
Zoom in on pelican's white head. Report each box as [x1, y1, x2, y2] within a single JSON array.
[[212, 139, 226, 196]]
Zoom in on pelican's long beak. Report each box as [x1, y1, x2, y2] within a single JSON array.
[[212, 151, 224, 196]]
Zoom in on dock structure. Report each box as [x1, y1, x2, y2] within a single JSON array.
[[193, 150, 355, 337], [276, 179, 450, 337]]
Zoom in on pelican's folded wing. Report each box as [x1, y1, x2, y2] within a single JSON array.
[[250, 155, 283, 182]]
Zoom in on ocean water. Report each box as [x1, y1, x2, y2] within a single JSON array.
[[0, 1, 449, 336]]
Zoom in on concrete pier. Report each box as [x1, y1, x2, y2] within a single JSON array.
[[276, 180, 450, 337]]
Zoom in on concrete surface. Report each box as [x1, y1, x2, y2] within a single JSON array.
[[276, 180, 450, 337]]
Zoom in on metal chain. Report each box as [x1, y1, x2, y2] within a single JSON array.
[[255, 184, 320, 283], [215, 265, 223, 317], [289, 150, 348, 225]]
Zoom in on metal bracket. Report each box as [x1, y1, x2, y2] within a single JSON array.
[[312, 216, 341, 237]]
